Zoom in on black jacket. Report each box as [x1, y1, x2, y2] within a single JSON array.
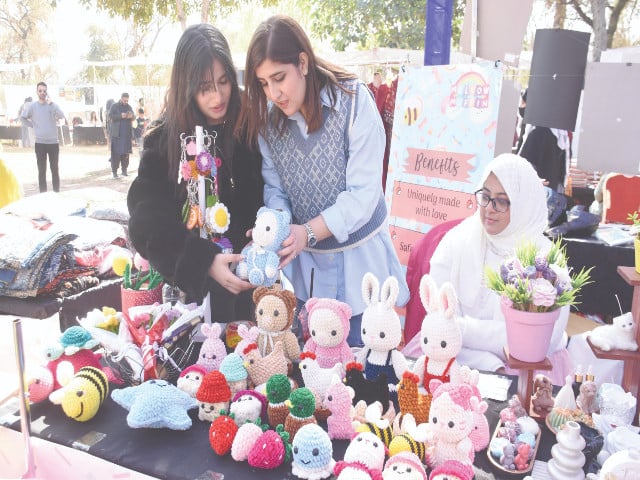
[[127, 122, 263, 303]]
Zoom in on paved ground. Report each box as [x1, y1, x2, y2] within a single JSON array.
[[1, 143, 140, 197]]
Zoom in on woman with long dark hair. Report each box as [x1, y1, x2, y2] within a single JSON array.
[[127, 24, 263, 322]]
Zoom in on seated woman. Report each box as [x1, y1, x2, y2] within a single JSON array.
[[404, 153, 572, 385]]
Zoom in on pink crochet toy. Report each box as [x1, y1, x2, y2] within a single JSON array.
[[383, 451, 428, 480], [323, 375, 356, 440], [303, 297, 354, 369], [231, 422, 264, 461], [456, 366, 490, 452], [428, 460, 475, 480], [411, 274, 461, 392], [196, 322, 227, 372], [424, 379, 477, 469]]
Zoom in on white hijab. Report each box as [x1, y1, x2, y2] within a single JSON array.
[[448, 153, 550, 307]]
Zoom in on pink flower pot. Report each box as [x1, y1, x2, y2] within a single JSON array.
[[501, 297, 560, 363], [121, 283, 163, 317]]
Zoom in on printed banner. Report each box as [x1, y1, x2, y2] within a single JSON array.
[[384, 61, 503, 266]]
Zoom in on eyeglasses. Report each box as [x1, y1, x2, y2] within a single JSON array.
[[474, 190, 510, 212]]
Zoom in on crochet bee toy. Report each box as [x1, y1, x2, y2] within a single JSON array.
[[49, 366, 108, 422]]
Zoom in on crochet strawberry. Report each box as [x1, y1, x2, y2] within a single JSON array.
[[247, 424, 292, 469], [231, 421, 267, 462], [209, 411, 238, 456]]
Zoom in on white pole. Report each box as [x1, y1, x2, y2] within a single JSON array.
[[195, 126, 212, 325]]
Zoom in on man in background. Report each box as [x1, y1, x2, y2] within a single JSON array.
[[108, 92, 134, 178], [21, 82, 65, 192]]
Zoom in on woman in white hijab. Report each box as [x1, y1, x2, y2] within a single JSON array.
[[404, 153, 572, 385]]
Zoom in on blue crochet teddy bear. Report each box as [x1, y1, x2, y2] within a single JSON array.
[[237, 207, 291, 287]]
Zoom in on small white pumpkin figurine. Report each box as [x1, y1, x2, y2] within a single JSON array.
[[411, 274, 462, 392]]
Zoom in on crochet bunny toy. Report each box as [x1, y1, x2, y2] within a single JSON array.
[[303, 297, 354, 370], [196, 322, 227, 372], [355, 272, 408, 408], [253, 286, 300, 363], [411, 274, 462, 392], [424, 379, 477, 469], [334, 431, 387, 480], [234, 323, 259, 358], [236, 206, 290, 287]]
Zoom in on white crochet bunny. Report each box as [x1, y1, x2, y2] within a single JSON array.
[[355, 272, 408, 397], [196, 322, 227, 372], [411, 274, 462, 392]]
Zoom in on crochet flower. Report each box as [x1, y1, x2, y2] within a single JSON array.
[[180, 161, 193, 181], [196, 151, 214, 176], [206, 203, 230, 234], [528, 278, 557, 307]]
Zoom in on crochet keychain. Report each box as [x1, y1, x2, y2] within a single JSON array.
[[179, 128, 232, 249]]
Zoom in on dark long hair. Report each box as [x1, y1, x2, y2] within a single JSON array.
[[149, 24, 241, 181], [238, 14, 357, 149]]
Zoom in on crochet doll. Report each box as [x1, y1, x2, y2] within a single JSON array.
[[196, 370, 232, 422], [291, 423, 335, 480], [284, 387, 318, 443], [303, 297, 354, 370], [411, 274, 461, 392], [424, 380, 477, 469], [253, 286, 301, 363], [196, 322, 227, 372], [176, 364, 207, 398], [355, 273, 408, 408], [334, 431, 387, 480], [383, 451, 427, 480]]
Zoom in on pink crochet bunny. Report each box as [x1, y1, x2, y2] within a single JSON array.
[[303, 297, 354, 370], [196, 322, 228, 372], [455, 366, 490, 452], [424, 379, 477, 469], [323, 374, 356, 440], [411, 274, 461, 393], [234, 323, 259, 358]]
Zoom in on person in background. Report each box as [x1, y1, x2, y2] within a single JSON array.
[[239, 14, 409, 347], [108, 92, 134, 178], [89, 111, 99, 126], [20, 82, 65, 192], [127, 23, 263, 323], [133, 107, 147, 154], [18, 97, 33, 148], [367, 71, 382, 98], [403, 153, 572, 385]]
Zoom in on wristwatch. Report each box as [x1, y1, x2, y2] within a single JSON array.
[[303, 223, 317, 247]]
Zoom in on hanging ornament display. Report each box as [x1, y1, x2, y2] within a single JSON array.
[[179, 129, 232, 250]]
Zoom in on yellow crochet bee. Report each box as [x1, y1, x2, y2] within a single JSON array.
[[50, 366, 109, 422]]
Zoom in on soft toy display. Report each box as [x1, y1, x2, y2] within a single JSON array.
[[243, 342, 288, 388], [303, 297, 354, 369], [231, 421, 266, 461], [455, 366, 490, 452], [196, 370, 232, 422], [49, 366, 108, 422], [355, 273, 408, 407], [299, 352, 343, 401], [424, 380, 477, 469], [266, 373, 293, 428], [411, 274, 462, 392], [233, 322, 259, 358], [196, 322, 227, 372], [334, 431, 387, 480], [247, 424, 292, 469], [382, 451, 428, 480], [291, 423, 335, 480], [229, 389, 267, 426], [253, 286, 300, 362], [284, 387, 318, 442], [323, 375, 356, 440], [111, 379, 198, 430], [176, 364, 207, 398], [237, 206, 291, 287], [388, 431, 426, 462], [218, 352, 249, 396]]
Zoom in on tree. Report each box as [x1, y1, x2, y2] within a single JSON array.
[[568, 0, 635, 60], [309, 0, 466, 51]]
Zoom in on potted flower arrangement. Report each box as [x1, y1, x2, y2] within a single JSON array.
[[485, 238, 591, 362], [627, 211, 640, 273], [113, 253, 164, 317]]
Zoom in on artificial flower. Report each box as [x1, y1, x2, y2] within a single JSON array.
[[181, 161, 193, 181], [196, 151, 214, 176], [206, 203, 230, 234], [485, 238, 591, 313], [112, 254, 164, 291]]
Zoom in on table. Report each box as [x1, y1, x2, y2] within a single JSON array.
[[0, 125, 21, 141], [73, 126, 107, 145], [561, 235, 635, 318]]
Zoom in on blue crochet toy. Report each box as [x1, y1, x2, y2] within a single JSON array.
[[237, 207, 290, 287], [111, 379, 198, 430]]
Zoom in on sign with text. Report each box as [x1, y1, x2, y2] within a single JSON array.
[[384, 62, 503, 266]]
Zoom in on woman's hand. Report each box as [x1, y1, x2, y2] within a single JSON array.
[[208, 253, 252, 294], [278, 224, 307, 268]]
